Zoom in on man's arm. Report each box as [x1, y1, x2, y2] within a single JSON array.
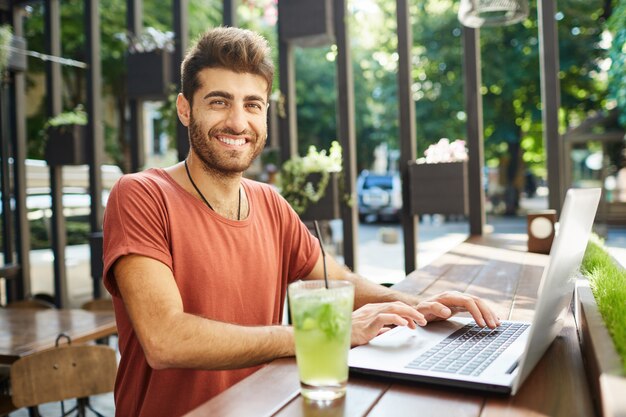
[[114, 254, 294, 370], [303, 254, 420, 308], [303, 251, 501, 336]]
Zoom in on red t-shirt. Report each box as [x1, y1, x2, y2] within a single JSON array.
[[103, 169, 320, 417]]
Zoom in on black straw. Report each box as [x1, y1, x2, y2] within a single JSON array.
[[313, 220, 329, 289]]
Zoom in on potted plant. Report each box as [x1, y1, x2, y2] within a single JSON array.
[[44, 106, 88, 166], [0, 25, 11, 74], [0, 24, 26, 74], [123, 27, 174, 100], [576, 236, 626, 417], [278, 141, 343, 221], [8, 35, 27, 72], [408, 138, 469, 216], [278, 0, 334, 47]]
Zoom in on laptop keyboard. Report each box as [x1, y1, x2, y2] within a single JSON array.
[[406, 321, 529, 376]]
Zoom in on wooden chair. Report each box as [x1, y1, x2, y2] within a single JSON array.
[[0, 394, 14, 417], [80, 298, 113, 312], [0, 296, 57, 406], [0, 338, 117, 417], [81, 298, 116, 347], [5, 298, 56, 310]]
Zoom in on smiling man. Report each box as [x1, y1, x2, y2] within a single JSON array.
[[103, 27, 499, 417]]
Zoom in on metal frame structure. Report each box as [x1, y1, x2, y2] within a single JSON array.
[[0, 3, 30, 303], [276, 0, 359, 269], [0, 0, 565, 304], [396, 0, 419, 274], [44, 0, 68, 307]]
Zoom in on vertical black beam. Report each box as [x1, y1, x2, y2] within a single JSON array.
[[538, 0, 564, 212], [45, 0, 68, 307], [267, 96, 280, 149], [128, 0, 144, 172], [223, 0, 236, 27], [44, 2, 62, 117], [277, 25, 297, 162], [127, 0, 142, 39], [173, 0, 189, 161], [333, 0, 357, 270], [396, 0, 418, 274], [0, 7, 16, 301], [462, 27, 485, 235], [85, 0, 104, 298], [0, 79, 16, 300], [10, 7, 30, 300]]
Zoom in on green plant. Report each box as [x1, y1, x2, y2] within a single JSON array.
[[581, 236, 626, 374], [41, 106, 89, 165], [0, 24, 12, 73], [45, 105, 88, 128], [25, 218, 91, 250], [607, 0, 626, 128], [157, 83, 179, 146], [118, 26, 175, 54], [278, 141, 342, 215]]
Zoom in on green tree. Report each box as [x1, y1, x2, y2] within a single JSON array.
[[479, 0, 608, 212], [23, 0, 222, 171], [349, 0, 403, 171], [607, 0, 626, 127], [294, 46, 338, 155], [293, 1, 404, 172], [24, 1, 128, 165], [369, 0, 607, 213], [21, 0, 611, 199]]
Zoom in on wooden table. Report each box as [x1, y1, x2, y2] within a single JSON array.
[[0, 308, 117, 365], [185, 234, 595, 417]]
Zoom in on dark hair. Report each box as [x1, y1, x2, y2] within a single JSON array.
[[181, 26, 274, 104]]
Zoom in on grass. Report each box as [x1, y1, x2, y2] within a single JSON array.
[[581, 235, 626, 374]]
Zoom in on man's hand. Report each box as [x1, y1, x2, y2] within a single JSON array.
[[415, 291, 501, 329], [350, 301, 427, 346]]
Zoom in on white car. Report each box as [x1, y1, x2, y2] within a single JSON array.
[[356, 171, 402, 222]]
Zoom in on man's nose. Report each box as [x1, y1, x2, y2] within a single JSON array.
[[224, 106, 247, 133]]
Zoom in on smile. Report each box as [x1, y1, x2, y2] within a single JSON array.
[[217, 136, 247, 146]]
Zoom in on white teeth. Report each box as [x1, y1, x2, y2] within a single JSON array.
[[218, 137, 246, 146]]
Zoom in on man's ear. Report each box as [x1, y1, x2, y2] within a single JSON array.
[[176, 93, 191, 127]]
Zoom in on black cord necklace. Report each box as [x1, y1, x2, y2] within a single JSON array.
[[184, 159, 241, 220]]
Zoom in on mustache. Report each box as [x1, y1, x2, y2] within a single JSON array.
[[208, 127, 256, 138]]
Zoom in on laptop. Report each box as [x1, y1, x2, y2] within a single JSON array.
[[349, 188, 601, 395]]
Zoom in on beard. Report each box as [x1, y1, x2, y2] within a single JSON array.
[[188, 114, 266, 177]]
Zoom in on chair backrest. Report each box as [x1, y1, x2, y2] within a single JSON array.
[[9, 345, 117, 408], [5, 298, 56, 310], [0, 393, 16, 415], [81, 298, 114, 312]]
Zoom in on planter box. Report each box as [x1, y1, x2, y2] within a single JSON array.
[[576, 280, 626, 417], [8, 36, 27, 72], [127, 49, 172, 100], [278, 0, 334, 47], [44, 124, 87, 166], [299, 172, 341, 221], [408, 160, 468, 215]]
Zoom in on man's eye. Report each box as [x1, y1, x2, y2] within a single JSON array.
[[246, 103, 263, 110], [209, 100, 227, 107]]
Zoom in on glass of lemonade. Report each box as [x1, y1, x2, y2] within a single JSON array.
[[288, 280, 354, 401]]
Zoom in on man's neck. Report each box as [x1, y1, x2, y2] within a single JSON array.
[[166, 158, 245, 219]]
